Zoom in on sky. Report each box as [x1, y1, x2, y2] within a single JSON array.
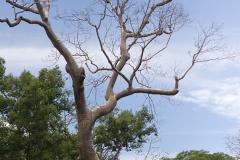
[[1, 0, 240, 159]]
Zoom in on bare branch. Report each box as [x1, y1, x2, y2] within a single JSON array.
[[116, 76, 179, 100], [127, 0, 172, 37], [6, 0, 39, 14], [34, 0, 49, 21], [85, 63, 112, 74], [94, 25, 131, 85], [143, 33, 172, 62], [0, 17, 21, 27], [178, 24, 223, 81], [92, 94, 117, 120], [128, 33, 160, 86], [0, 16, 46, 27]]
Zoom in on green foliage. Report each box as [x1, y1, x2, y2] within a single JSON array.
[[93, 107, 157, 160], [0, 59, 78, 160], [161, 150, 235, 160]]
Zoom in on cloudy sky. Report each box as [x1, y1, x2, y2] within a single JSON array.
[[1, 0, 240, 159]]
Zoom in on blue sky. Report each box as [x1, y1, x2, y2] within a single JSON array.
[[1, 0, 240, 159]]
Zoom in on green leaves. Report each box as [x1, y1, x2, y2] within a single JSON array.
[[0, 57, 5, 78], [93, 107, 157, 160], [0, 59, 77, 160]]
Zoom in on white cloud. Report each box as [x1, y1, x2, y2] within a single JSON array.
[[0, 47, 66, 74], [177, 77, 240, 120]]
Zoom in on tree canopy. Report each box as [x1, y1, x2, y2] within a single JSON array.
[[94, 107, 157, 160], [0, 57, 78, 160]]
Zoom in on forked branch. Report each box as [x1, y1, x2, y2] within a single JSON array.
[[6, 0, 39, 14]]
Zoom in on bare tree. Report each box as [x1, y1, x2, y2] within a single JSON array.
[[0, 0, 221, 159]]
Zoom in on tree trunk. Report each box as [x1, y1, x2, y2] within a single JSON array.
[[77, 111, 99, 160], [68, 66, 99, 160]]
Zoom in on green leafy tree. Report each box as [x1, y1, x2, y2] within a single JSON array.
[[93, 107, 157, 160], [0, 57, 78, 160], [161, 150, 235, 160]]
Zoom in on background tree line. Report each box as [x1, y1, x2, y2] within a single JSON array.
[[161, 150, 234, 160]]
